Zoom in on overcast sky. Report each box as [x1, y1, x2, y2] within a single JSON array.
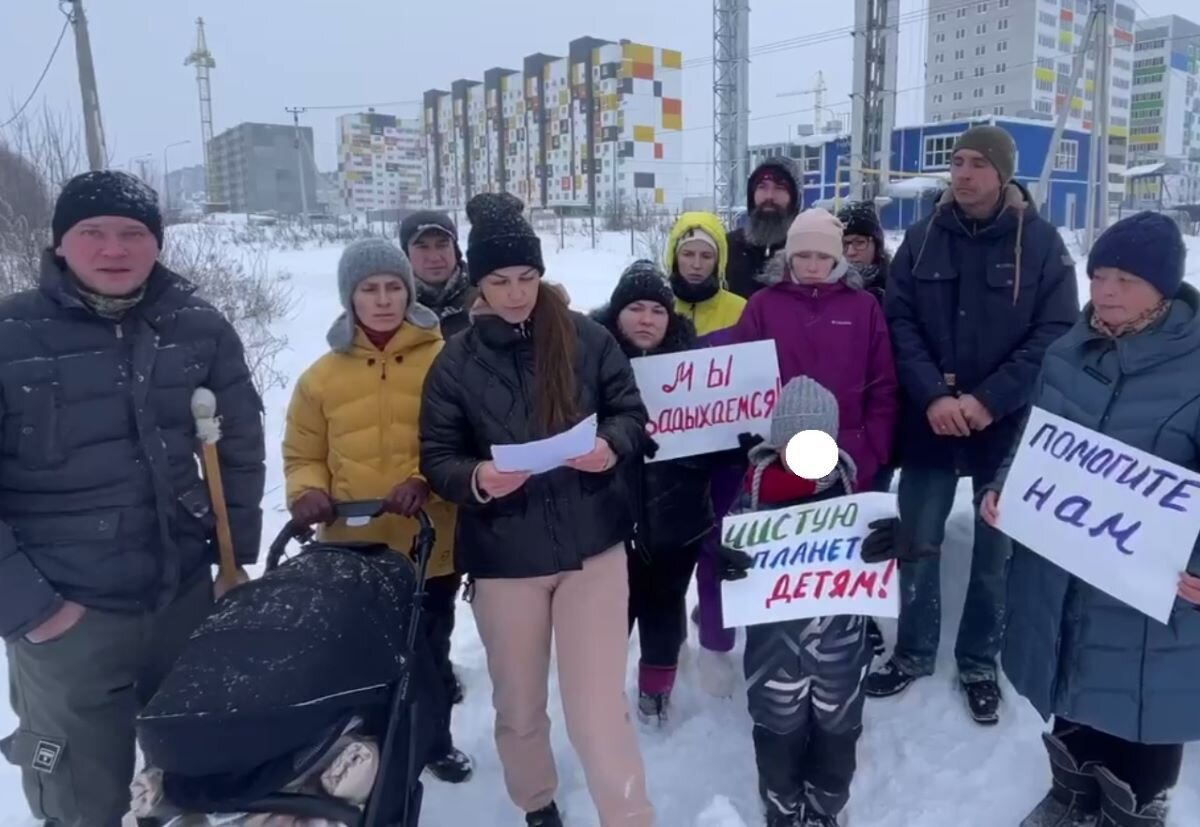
[[2, 0, 1195, 195]]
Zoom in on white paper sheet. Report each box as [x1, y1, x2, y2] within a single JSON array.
[[491, 414, 598, 474]]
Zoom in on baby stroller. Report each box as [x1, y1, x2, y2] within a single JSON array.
[[134, 500, 442, 827]]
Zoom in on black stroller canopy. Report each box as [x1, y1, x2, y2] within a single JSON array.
[[139, 544, 418, 779]]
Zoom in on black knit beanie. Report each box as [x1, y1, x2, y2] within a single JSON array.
[[837, 201, 885, 248], [465, 193, 544, 285], [399, 210, 462, 261], [53, 171, 164, 248], [610, 259, 674, 314]]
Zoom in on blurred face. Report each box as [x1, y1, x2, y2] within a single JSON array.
[[753, 178, 792, 213], [843, 234, 876, 267], [617, 300, 669, 351], [1090, 267, 1164, 329], [950, 149, 1003, 215], [352, 274, 409, 333], [56, 216, 158, 297], [676, 240, 717, 284], [408, 231, 457, 285], [789, 251, 838, 285], [479, 265, 540, 323]]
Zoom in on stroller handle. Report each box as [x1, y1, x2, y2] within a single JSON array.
[[264, 499, 435, 572]]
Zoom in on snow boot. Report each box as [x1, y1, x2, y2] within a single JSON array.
[[961, 677, 1001, 725], [1095, 767, 1168, 827], [866, 618, 885, 659], [426, 747, 474, 784], [802, 808, 841, 827], [697, 647, 738, 698], [1019, 732, 1101, 826], [864, 658, 919, 698], [637, 691, 671, 728], [526, 801, 564, 827]]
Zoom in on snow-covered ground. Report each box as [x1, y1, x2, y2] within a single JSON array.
[[1, 226, 1197, 826]]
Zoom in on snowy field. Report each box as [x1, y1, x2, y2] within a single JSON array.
[[1, 225, 1198, 826]]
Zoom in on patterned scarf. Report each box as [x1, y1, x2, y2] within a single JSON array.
[[73, 280, 147, 320], [415, 266, 468, 315], [1089, 300, 1170, 339]]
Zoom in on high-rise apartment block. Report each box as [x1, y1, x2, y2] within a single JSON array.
[[423, 36, 683, 212], [337, 111, 425, 213]]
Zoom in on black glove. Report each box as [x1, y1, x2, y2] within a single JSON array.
[[738, 432, 764, 455], [642, 435, 660, 460], [716, 544, 754, 581], [861, 517, 940, 564]]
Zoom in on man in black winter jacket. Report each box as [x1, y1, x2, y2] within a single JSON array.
[[869, 126, 1078, 726], [0, 172, 265, 827], [400, 209, 474, 338], [725, 157, 802, 299]]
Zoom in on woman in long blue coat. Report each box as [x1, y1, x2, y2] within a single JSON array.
[[982, 212, 1200, 827]]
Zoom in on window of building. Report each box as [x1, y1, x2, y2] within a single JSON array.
[[934, 73, 945, 84], [1055, 139, 1079, 172], [975, 66, 986, 77], [977, 23, 987, 35], [957, 7, 968, 17], [1036, 99, 1054, 114], [996, 62, 1008, 73], [933, 93, 944, 104], [954, 69, 965, 80], [1038, 57, 1055, 70], [924, 134, 961, 169], [997, 40, 1008, 52], [974, 88, 985, 98], [998, 18, 1009, 30], [978, 2, 988, 11], [976, 44, 987, 56], [936, 32, 946, 43], [936, 12, 947, 22], [955, 49, 966, 60], [999, 0, 1009, 6], [1039, 11, 1056, 26], [1036, 77, 1054, 92], [956, 28, 966, 39], [994, 105, 1006, 115], [935, 52, 946, 64], [995, 83, 1006, 95], [953, 90, 964, 101], [1038, 34, 1057, 49]]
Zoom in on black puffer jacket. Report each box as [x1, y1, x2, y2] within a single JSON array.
[[884, 182, 1079, 478], [419, 307, 648, 578], [590, 306, 715, 554], [0, 253, 265, 640], [726, 156, 802, 300]]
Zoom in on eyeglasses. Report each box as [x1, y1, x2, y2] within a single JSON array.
[[843, 237, 872, 251]]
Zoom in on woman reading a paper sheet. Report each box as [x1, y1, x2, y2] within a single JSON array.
[[418, 193, 652, 827], [980, 212, 1200, 827]]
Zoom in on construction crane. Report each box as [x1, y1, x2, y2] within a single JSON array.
[[777, 71, 827, 135], [184, 17, 217, 209]]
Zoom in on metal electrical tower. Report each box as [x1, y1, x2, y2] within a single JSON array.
[[185, 18, 216, 205], [713, 0, 749, 220], [849, 0, 899, 203], [66, 0, 108, 170]]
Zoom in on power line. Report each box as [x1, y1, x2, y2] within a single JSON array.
[[298, 99, 421, 112], [0, 16, 71, 130]]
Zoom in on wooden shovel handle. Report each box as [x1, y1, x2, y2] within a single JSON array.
[[200, 442, 239, 588]]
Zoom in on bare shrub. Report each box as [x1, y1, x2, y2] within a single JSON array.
[[162, 223, 294, 394]]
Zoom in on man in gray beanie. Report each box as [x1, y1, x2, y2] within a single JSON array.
[[876, 122, 1079, 725]]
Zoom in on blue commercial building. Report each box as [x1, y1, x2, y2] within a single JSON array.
[[746, 116, 1092, 231]]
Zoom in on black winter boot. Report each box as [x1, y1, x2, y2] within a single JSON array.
[[426, 747, 474, 783], [1020, 732, 1101, 826], [1095, 767, 1168, 827], [961, 677, 1001, 725], [864, 658, 919, 698], [526, 801, 564, 827]]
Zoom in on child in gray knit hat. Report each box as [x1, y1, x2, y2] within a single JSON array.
[[717, 375, 872, 827]]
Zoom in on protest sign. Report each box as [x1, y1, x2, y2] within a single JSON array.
[[998, 407, 1200, 623], [632, 340, 781, 462], [720, 492, 900, 627]]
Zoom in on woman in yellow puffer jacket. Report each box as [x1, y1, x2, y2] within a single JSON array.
[[283, 237, 473, 784], [665, 211, 746, 336]]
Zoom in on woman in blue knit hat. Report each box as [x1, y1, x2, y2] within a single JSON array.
[[981, 212, 1200, 827]]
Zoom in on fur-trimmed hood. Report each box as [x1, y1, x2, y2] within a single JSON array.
[[759, 249, 864, 290]]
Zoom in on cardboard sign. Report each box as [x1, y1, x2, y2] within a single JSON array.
[[998, 407, 1200, 623], [632, 340, 781, 462], [720, 492, 901, 627]]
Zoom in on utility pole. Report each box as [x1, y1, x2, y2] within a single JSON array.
[[1094, 1, 1112, 238], [849, 0, 899, 204], [1035, 3, 1101, 226], [66, 0, 108, 170], [285, 106, 311, 221], [1084, 1, 1111, 250], [713, 0, 750, 222]]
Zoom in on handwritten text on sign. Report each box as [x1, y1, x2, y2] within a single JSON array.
[[720, 492, 901, 627], [632, 340, 781, 462], [998, 407, 1200, 623]]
